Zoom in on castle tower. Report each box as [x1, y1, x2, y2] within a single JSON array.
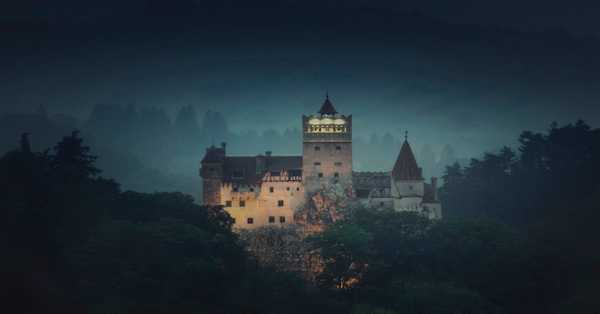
[[391, 133, 425, 211], [302, 95, 352, 192], [200, 142, 226, 205]]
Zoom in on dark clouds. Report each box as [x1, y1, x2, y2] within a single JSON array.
[[1, 1, 599, 158]]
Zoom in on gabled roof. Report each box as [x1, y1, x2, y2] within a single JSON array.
[[318, 95, 337, 115], [392, 140, 423, 181]]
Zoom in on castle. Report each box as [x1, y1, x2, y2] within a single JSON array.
[[200, 96, 441, 229]]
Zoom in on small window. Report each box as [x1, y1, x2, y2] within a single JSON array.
[[296, 187, 300, 191], [269, 216, 275, 223], [232, 218, 236, 223], [286, 187, 290, 191], [336, 146, 341, 151], [269, 187, 274, 193], [278, 200, 284, 207], [380, 201, 384, 206], [409, 185, 413, 190], [250, 187, 254, 192], [232, 186, 239, 192], [334, 172, 339, 178], [318, 173, 323, 178], [334, 162, 342, 166], [239, 200, 246, 207], [247, 217, 254, 224], [314, 146, 321, 151], [225, 200, 232, 207], [314, 162, 321, 166], [279, 216, 286, 223]]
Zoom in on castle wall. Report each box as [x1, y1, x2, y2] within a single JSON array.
[[360, 197, 394, 209], [221, 180, 305, 229], [392, 196, 423, 212], [203, 178, 222, 205], [391, 179, 425, 198], [302, 141, 352, 192]]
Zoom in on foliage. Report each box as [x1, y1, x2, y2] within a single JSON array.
[[0, 132, 344, 314], [2, 120, 599, 314], [440, 120, 600, 225]]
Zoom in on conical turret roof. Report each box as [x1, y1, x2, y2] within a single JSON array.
[[318, 95, 337, 115], [392, 139, 423, 180]]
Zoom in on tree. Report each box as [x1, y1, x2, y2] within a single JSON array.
[[52, 130, 100, 182]]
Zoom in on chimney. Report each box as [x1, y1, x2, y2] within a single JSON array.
[[431, 177, 438, 201]]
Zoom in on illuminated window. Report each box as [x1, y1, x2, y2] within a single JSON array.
[[239, 200, 245, 207], [279, 216, 286, 223], [269, 187, 274, 193], [247, 217, 254, 224], [225, 200, 232, 207], [278, 200, 284, 207], [269, 216, 275, 223]]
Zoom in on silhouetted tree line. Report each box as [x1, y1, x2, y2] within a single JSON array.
[[441, 120, 600, 225], [0, 132, 341, 314], [2, 120, 599, 313]]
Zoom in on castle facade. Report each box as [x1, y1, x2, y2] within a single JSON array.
[[200, 96, 441, 229]]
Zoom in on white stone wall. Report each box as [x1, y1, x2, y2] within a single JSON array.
[[392, 196, 423, 212], [391, 179, 425, 198]]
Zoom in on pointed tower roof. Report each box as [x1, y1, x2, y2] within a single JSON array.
[[392, 134, 423, 181], [318, 94, 338, 115]]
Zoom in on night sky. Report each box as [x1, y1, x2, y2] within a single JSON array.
[[2, 0, 600, 157]]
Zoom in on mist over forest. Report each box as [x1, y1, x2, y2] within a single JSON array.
[[0, 104, 461, 201]]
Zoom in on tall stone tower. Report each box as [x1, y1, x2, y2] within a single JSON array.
[[200, 142, 226, 206], [302, 95, 352, 193]]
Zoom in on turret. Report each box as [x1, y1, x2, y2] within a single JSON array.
[[391, 133, 425, 210], [200, 142, 226, 205]]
